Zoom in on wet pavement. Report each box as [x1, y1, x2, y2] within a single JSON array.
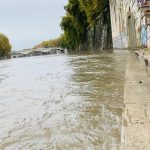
[[121, 52, 150, 150], [0, 51, 128, 150]]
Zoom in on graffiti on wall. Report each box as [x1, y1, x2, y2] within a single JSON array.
[[113, 25, 149, 48], [141, 25, 148, 47], [113, 31, 127, 48]]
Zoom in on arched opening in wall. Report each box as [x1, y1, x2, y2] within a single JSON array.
[[127, 12, 137, 48]]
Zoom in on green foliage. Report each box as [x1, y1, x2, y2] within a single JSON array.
[[34, 34, 67, 49], [60, 0, 88, 50], [35, 0, 109, 51], [61, 16, 79, 49], [79, 0, 109, 26], [0, 33, 12, 58], [60, 0, 109, 50]]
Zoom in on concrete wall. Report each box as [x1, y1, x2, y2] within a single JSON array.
[[109, 0, 150, 49]]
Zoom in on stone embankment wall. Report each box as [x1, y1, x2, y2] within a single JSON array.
[[80, 8, 113, 51], [109, 0, 150, 49]]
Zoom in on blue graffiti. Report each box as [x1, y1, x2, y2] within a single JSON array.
[[141, 25, 148, 47], [113, 31, 127, 48]]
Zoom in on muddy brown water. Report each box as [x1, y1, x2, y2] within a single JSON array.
[[0, 51, 128, 150]]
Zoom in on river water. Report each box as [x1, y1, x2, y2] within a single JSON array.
[[0, 51, 128, 150]]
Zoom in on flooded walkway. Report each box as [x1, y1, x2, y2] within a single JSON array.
[[0, 51, 128, 150], [121, 52, 150, 150]]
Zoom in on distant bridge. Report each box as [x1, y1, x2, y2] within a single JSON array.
[[12, 47, 65, 58]]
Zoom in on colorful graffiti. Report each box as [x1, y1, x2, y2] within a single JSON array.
[[141, 25, 148, 47], [113, 31, 127, 48]]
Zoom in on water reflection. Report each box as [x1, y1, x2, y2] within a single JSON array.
[[0, 51, 128, 150]]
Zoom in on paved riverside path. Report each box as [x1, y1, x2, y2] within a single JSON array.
[[121, 52, 150, 150]]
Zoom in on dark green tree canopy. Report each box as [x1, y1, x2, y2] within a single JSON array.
[[80, 0, 109, 26], [0, 33, 12, 58], [34, 0, 110, 51], [60, 0, 109, 50]]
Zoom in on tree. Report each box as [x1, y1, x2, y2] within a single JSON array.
[[0, 33, 12, 58], [34, 36, 63, 49], [60, 0, 109, 50], [34, 0, 110, 51], [60, 0, 89, 50], [79, 0, 109, 26]]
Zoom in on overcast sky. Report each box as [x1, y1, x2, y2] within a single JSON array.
[[0, 0, 68, 51]]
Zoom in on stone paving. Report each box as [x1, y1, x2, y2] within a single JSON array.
[[121, 52, 150, 150]]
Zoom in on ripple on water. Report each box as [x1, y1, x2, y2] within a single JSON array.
[[0, 52, 128, 149]]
